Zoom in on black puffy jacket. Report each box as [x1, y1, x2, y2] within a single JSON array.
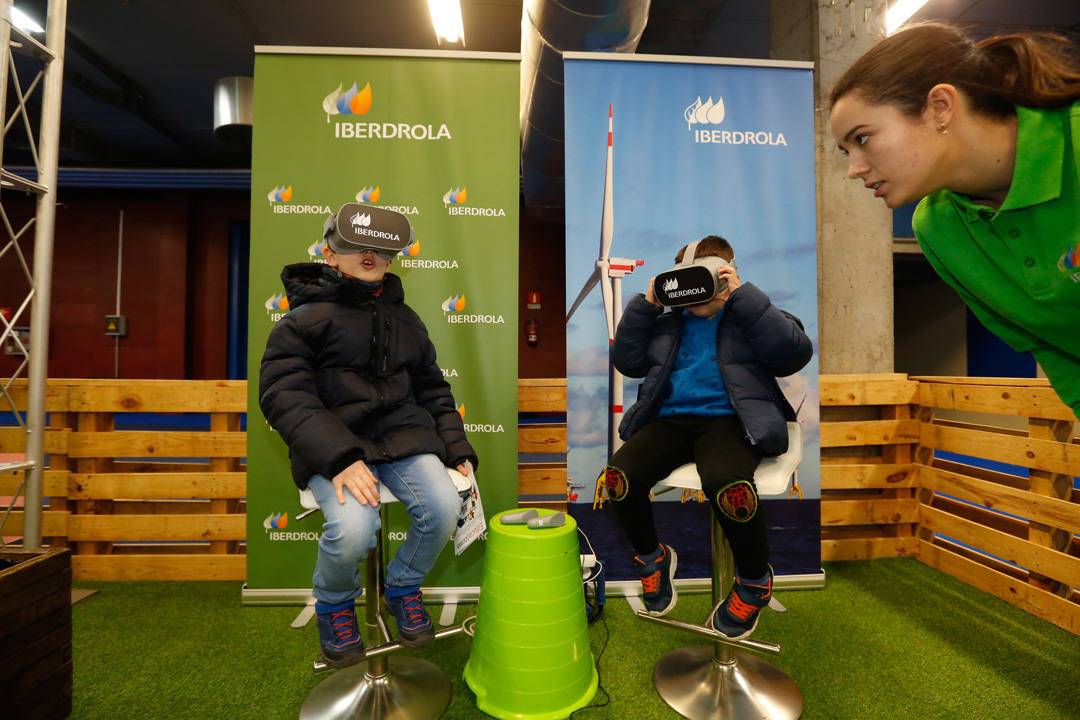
[[613, 283, 812, 456], [259, 263, 477, 489]]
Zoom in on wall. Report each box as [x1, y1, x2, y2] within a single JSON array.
[[0, 188, 248, 380]]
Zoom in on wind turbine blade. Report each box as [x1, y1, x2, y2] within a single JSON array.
[[599, 104, 614, 262], [566, 267, 601, 323], [600, 265, 615, 342]]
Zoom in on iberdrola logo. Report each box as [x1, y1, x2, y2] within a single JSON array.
[[456, 403, 504, 434], [443, 187, 467, 205], [399, 240, 420, 257], [356, 186, 380, 203], [266, 293, 290, 321], [323, 82, 372, 122], [264, 512, 288, 530], [441, 294, 466, 313], [307, 240, 329, 262], [1058, 242, 1080, 283], [267, 185, 293, 203], [456, 403, 466, 419]]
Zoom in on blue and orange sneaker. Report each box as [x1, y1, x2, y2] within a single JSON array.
[[315, 599, 365, 668], [712, 566, 773, 640], [384, 585, 435, 648], [634, 544, 678, 616]]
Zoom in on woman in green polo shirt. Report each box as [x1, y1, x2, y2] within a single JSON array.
[[828, 22, 1080, 419]]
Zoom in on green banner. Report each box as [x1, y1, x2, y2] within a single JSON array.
[[246, 49, 519, 594]]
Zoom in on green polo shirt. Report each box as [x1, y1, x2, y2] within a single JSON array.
[[912, 100, 1080, 419]]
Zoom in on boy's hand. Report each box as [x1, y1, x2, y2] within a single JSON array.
[[717, 265, 741, 302], [333, 460, 380, 506], [456, 460, 472, 477], [645, 277, 662, 307]]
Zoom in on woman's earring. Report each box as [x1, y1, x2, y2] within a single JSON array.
[[938, 122, 948, 135]]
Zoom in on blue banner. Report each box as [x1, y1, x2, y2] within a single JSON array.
[[564, 55, 820, 579]]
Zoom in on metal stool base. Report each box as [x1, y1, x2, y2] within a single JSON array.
[[653, 644, 803, 720], [299, 656, 451, 720]]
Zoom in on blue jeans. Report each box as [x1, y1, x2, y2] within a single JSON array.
[[307, 453, 461, 605]]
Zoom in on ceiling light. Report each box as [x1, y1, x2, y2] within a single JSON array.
[[886, 0, 930, 35], [11, 6, 44, 34], [427, 0, 465, 45]]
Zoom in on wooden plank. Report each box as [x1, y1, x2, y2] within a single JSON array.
[[820, 419, 920, 448], [67, 472, 246, 500], [820, 498, 918, 526], [930, 495, 1027, 538], [820, 536, 917, 561], [64, 380, 247, 413], [920, 422, 1080, 477], [920, 505, 1080, 590], [0, 470, 67, 496], [0, 427, 68, 454], [820, 376, 918, 406], [0, 383, 70, 412], [67, 513, 246, 542], [821, 464, 918, 490], [518, 380, 567, 413], [924, 466, 1080, 532], [0, 548, 70, 597], [919, 540, 1080, 636], [72, 554, 246, 581], [917, 382, 1076, 421], [1, 512, 69, 537], [909, 376, 1055, 387], [67, 431, 246, 458], [517, 424, 567, 453], [518, 463, 567, 495], [519, 500, 569, 512]]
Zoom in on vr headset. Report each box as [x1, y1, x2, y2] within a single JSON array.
[[323, 203, 413, 258], [653, 238, 735, 308]]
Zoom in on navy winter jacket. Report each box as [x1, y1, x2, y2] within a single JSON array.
[[259, 264, 477, 489], [613, 283, 812, 455]]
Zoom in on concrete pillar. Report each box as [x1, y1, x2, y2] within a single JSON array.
[[770, 0, 893, 373]]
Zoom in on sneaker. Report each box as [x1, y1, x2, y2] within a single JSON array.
[[315, 600, 365, 668], [712, 566, 773, 640], [634, 544, 678, 616], [384, 586, 435, 648]]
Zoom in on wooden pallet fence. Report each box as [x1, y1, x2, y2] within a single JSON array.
[[517, 378, 568, 511], [912, 376, 1080, 636]]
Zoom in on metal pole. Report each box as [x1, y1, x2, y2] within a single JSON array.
[[0, 0, 13, 176], [23, 0, 67, 549]]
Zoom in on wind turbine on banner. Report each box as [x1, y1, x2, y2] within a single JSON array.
[[566, 104, 644, 457]]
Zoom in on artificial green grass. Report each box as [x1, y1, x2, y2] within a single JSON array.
[[69, 557, 1080, 719]]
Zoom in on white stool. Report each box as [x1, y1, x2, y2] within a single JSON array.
[[639, 422, 804, 720], [298, 468, 471, 720]]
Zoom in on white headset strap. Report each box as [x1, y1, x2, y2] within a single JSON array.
[[678, 239, 701, 267]]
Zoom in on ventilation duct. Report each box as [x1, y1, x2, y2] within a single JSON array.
[[520, 0, 650, 222], [213, 76, 253, 145]]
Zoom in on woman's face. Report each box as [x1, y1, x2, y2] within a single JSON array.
[[830, 93, 942, 209]]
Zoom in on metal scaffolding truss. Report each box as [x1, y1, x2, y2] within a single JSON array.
[[0, 0, 67, 551]]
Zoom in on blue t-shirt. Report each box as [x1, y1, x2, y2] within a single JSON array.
[[658, 310, 734, 417]]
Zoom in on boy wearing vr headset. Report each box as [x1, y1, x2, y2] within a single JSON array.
[[259, 204, 477, 668], [604, 235, 812, 639]]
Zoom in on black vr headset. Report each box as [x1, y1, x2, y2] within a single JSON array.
[[653, 238, 735, 308], [323, 203, 413, 257]]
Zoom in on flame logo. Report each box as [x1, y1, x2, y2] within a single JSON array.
[[323, 82, 372, 121], [356, 186, 381, 203], [684, 96, 725, 129], [263, 512, 289, 530], [400, 240, 420, 257], [441, 295, 466, 312], [350, 212, 372, 227], [663, 277, 678, 292], [265, 293, 290, 312], [1059, 243, 1080, 272], [442, 187, 467, 205], [456, 404, 466, 419], [308, 240, 328, 258], [267, 185, 293, 203]]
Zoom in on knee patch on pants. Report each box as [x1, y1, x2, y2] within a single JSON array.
[[602, 466, 629, 501], [716, 480, 758, 522]]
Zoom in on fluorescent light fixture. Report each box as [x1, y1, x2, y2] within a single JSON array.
[[11, 6, 44, 34], [886, 0, 930, 35], [427, 0, 464, 45]]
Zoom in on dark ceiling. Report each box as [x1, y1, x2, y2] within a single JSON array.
[[6, 0, 1079, 170]]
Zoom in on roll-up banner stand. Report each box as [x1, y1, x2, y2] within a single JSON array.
[[563, 54, 823, 588], [244, 48, 520, 603]]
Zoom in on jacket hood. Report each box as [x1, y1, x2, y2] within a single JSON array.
[[280, 263, 404, 310]]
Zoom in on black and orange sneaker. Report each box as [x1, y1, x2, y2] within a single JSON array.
[[315, 600, 366, 669], [384, 585, 435, 648], [634, 543, 678, 616], [712, 566, 773, 640]]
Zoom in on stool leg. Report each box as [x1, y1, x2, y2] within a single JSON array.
[[651, 519, 803, 720], [300, 512, 452, 720]]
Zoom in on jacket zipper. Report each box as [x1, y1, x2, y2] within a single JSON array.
[[382, 316, 391, 372]]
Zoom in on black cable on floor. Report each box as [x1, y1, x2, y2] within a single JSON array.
[[569, 608, 611, 717]]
